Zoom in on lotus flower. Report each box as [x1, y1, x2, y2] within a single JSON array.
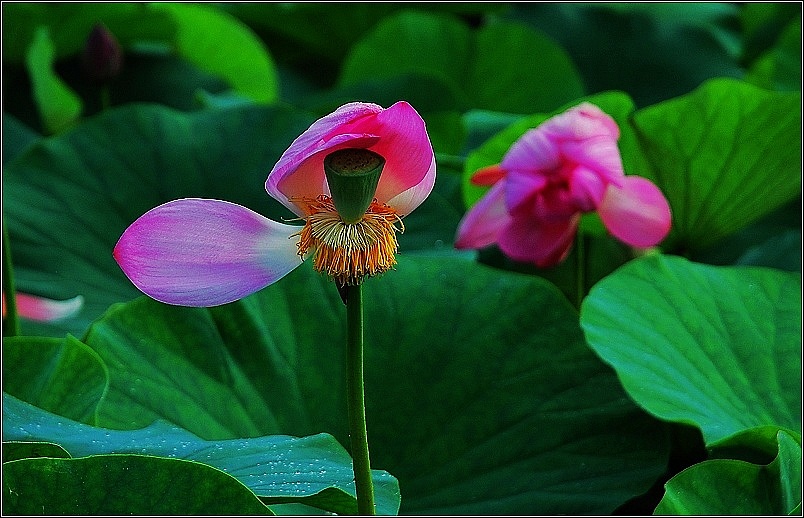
[[114, 101, 435, 306], [455, 102, 671, 267]]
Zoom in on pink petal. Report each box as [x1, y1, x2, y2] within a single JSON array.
[[5, 293, 84, 322], [266, 102, 383, 215], [470, 164, 505, 186], [455, 181, 510, 250], [114, 199, 302, 307], [504, 169, 548, 213], [535, 103, 624, 184], [497, 212, 581, 268], [266, 101, 434, 217], [267, 133, 380, 216], [598, 176, 672, 248], [542, 102, 620, 141], [358, 101, 435, 212], [560, 136, 624, 185], [568, 165, 608, 211], [501, 128, 561, 176], [384, 153, 436, 216]]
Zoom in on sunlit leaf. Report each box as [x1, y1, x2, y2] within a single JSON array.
[[25, 27, 82, 134], [468, 20, 584, 113], [632, 78, 801, 251], [581, 254, 801, 446]]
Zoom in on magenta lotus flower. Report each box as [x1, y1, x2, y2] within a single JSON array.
[[3, 292, 83, 322], [114, 101, 435, 307], [455, 102, 671, 267]]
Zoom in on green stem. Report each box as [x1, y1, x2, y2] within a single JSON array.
[[345, 283, 375, 515], [3, 222, 19, 337], [575, 231, 586, 310], [100, 85, 111, 111]]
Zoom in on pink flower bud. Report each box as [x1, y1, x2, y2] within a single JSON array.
[[83, 23, 123, 83]]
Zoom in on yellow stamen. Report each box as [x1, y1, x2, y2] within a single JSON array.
[[291, 195, 404, 286]]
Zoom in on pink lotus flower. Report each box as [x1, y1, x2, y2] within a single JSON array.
[[455, 102, 671, 267], [114, 101, 435, 307], [3, 292, 84, 322]]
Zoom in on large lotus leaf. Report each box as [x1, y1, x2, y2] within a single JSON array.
[[631, 78, 801, 252], [3, 335, 106, 425], [339, 10, 583, 113], [74, 255, 668, 514], [461, 109, 524, 157], [654, 430, 801, 515], [581, 254, 801, 447], [3, 102, 465, 339], [339, 11, 470, 104], [3, 454, 275, 515], [3, 394, 400, 515], [4, 52, 227, 134], [467, 20, 584, 113]]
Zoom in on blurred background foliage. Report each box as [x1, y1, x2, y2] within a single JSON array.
[[3, 3, 800, 131]]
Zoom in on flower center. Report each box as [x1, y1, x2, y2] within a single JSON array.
[[292, 195, 404, 286]]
